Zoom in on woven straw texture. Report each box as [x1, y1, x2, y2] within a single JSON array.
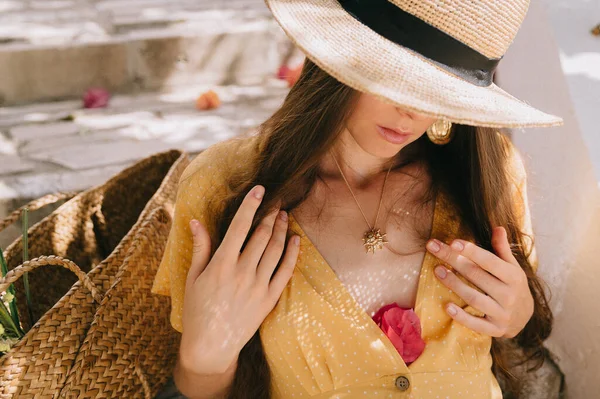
[[265, 0, 564, 128], [389, 0, 530, 59], [0, 150, 189, 398]]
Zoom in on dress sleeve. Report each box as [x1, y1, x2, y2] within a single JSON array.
[[505, 138, 540, 274], [150, 147, 225, 333]]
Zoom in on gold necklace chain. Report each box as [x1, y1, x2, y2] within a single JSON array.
[[331, 152, 393, 253]]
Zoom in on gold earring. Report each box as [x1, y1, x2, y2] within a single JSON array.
[[426, 120, 453, 145]]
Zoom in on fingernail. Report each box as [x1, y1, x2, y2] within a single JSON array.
[[427, 240, 441, 252], [451, 240, 464, 251], [279, 211, 288, 221], [435, 266, 447, 279], [254, 186, 265, 199], [447, 304, 458, 316], [293, 235, 300, 245], [189, 219, 199, 235]]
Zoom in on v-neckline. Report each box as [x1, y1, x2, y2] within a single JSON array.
[[287, 187, 445, 371]]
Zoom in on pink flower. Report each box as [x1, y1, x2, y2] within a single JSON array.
[[277, 65, 290, 80], [276, 61, 303, 87], [372, 303, 426, 365], [83, 88, 110, 109]]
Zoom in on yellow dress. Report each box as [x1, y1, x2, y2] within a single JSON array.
[[151, 133, 538, 398]]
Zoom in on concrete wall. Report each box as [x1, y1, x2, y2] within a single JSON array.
[[543, 0, 600, 180], [497, 1, 600, 397]]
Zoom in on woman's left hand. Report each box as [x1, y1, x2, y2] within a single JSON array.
[[426, 226, 534, 338]]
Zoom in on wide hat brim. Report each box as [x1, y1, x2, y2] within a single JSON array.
[[265, 0, 564, 128]]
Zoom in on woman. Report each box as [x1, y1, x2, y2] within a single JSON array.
[[151, 0, 562, 398]]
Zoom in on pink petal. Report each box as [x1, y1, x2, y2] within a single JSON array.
[[83, 88, 110, 109], [373, 303, 400, 325], [380, 309, 391, 332], [400, 309, 423, 336], [277, 65, 290, 80], [384, 323, 405, 355], [398, 311, 426, 363], [402, 336, 426, 363], [375, 305, 426, 365], [383, 307, 407, 336]]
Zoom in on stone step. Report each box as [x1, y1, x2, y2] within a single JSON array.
[[0, 80, 291, 242], [0, 0, 272, 45], [0, 0, 293, 105]]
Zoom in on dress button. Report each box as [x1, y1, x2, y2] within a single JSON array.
[[395, 375, 410, 391]]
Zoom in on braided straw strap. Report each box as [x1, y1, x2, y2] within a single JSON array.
[[0, 255, 102, 304], [0, 192, 81, 232]]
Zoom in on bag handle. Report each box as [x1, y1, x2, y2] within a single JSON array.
[[0, 191, 81, 233], [0, 255, 102, 304]]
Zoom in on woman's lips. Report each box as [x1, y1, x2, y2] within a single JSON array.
[[377, 125, 411, 144]]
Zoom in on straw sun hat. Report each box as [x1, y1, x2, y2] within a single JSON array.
[[265, 0, 564, 128]]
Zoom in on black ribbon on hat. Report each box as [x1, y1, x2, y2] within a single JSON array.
[[338, 0, 502, 87]]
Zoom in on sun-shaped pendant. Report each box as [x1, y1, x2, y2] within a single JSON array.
[[363, 227, 388, 254]]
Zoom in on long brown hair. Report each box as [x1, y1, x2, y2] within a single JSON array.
[[212, 58, 553, 398]]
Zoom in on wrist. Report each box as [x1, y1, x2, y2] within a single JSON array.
[[178, 345, 238, 377], [174, 353, 238, 399]]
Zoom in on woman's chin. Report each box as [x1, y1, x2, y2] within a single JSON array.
[[364, 142, 407, 159]]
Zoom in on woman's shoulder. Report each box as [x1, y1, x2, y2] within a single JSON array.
[[179, 133, 261, 186], [169, 133, 262, 243]]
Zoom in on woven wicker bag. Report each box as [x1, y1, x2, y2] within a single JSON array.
[[0, 150, 190, 398]]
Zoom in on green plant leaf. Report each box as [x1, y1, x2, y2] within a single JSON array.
[[0, 249, 23, 336], [0, 297, 19, 338], [22, 207, 34, 330]]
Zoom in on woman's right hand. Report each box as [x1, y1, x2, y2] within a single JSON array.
[[178, 185, 300, 376]]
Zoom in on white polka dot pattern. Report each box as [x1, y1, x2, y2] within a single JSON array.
[[150, 133, 536, 398], [150, 136, 255, 332]]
